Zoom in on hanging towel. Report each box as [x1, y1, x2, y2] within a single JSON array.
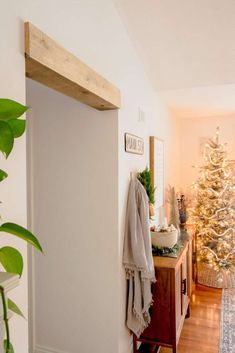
[[123, 178, 156, 338]]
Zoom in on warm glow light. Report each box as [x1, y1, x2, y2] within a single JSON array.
[[192, 129, 235, 287]]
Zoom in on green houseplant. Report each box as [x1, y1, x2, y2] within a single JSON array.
[[0, 98, 43, 353], [137, 167, 155, 217]]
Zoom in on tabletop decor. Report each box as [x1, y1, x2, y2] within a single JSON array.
[[150, 224, 178, 248], [152, 243, 180, 257]]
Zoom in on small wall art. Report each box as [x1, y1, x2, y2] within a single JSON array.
[[125, 133, 144, 155]]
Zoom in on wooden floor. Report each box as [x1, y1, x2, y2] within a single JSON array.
[[160, 284, 222, 353]]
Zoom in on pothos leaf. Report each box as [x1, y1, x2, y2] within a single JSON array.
[[4, 340, 14, 353], [8, 119, 26, 138], [0, 121, 14, 158], [8, 298, 25, 318], [0, 247, 23, 277], [0, 223, 43, 253], [0, 169, 8, 182], [0, 99, 28, 120]]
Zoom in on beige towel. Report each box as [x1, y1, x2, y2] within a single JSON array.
[[123, 178, 156, 337]]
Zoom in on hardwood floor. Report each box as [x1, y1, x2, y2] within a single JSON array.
[[160, 284, 222, 353]]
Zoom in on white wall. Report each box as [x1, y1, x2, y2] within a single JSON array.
[[118, 90, 180, 352], [1, 1, 181, 352], [25, 1, 180, 353], [179, 115, 235, 191]]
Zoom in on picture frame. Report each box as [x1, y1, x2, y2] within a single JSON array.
[[150, 136, 164, 208], [125, 133, 144, 155]]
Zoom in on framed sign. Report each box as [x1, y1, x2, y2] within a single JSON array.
[[125, 133, 144, 155], [150, 136, 164, 208]]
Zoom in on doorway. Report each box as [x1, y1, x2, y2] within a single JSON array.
[[26, 79, 119, 353]]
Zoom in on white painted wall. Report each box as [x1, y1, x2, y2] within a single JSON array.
[[114, 0, 235, 90], [118, 91, 180, 353], [1, 1, 181, 352], [179, 115, 235, 191]]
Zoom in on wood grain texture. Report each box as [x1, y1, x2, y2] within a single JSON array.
[[24, 22, 121, 111], [153, 239, 189, 270], [141, 268, 173, 343], [137, 241, 191, 353], [159, 285, 222, 353], [149, 136, 164, 207], [149, 136, 155, 188]]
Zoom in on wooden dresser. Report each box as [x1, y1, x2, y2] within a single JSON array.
[[133, 236, 192, 353]]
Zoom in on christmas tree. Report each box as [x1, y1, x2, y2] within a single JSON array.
[[192, 128, 235, 288]]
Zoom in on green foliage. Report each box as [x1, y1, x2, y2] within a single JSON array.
[[7, 298, 25, 319], [0, 247, 23, 277], [0, 121, 14, 159], [0, 98, 42, 353], [8, 119, 26, 138], [152, 243, 180, 256], [137, 167, 155, 204], [0, 170, 8, 182], [0, 223, 43, 253], [4, 340, 14, 353], [0, 99, 27, 160], [0, 99, 28, 120]]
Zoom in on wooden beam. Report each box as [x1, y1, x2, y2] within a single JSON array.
[[24, 22, 121, 111]]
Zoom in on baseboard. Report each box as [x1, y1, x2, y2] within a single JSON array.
[[35, 345, 137, 353], [34, 345, 68, 353], [34, 343, 161, 353]]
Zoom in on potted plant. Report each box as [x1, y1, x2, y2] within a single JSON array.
[[0, 98, 43, 353], [137, 167, 155, 217]]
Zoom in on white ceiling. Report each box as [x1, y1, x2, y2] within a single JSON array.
[[114, 0, 235, 91], [159, 84, 235, 118]]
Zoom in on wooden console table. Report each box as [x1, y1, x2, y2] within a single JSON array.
[[134, 236, 192, 353]]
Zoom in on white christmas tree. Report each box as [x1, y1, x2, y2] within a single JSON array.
[[192, 128, 235, 288]]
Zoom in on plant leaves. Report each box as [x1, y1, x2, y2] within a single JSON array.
[[4, 340, 14, 353], [0, 169, 8, 182], [8, 119, 26, 138], [8, 298, 25, 318], [0, 223, 43, 253], [137, 167, 155, 204], [0, 99, 28, 120], [0, 247, 23, 277], [0, 121, 14, 158]]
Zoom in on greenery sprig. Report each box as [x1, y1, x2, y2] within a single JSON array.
[[137, 167, 155, 204], [152, 243, 180, 256]]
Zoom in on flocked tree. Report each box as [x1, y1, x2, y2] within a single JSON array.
[[192, 128, 235, 288]]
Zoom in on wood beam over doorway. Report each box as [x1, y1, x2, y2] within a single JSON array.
[[24, 22, 121, 111]]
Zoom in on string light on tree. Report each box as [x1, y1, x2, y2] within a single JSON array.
[[192, 127, 235, 288]]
